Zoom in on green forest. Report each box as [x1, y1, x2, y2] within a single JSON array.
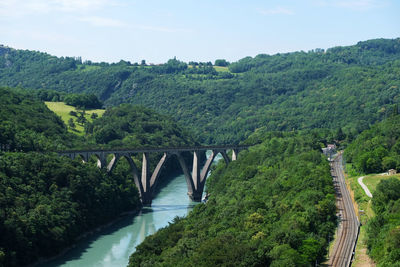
[[0, 152, 139, 266], [0, 87, 78, 152], [1, 38, 400, 266], [345, 114, 400, 174], [344, 116, 400, 266], [0, 88, 197, 266], [1, 39, 400, 143], [129, 131, 336, 266], [367, 178, 400, 266], [85, 104, 197, 148]]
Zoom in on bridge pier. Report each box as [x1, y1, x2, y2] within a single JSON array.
[[57, 145, 249, 205], [177, 149, 234, 202], [124, 152, 168, 205], [232, 149, 238, 161]]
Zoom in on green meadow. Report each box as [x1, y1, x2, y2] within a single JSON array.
[[45, 101, 105, 135], [363, 173, 400, 194], [213, 66, 230, 72]]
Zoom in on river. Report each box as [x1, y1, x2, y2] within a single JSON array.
[[41, 153, 219, 267]]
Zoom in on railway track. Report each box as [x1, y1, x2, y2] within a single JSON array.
[[328, 153, 359, 267]]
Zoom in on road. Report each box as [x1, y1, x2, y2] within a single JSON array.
[[328, 153, 359, 267], [357, 176, 373, 198]]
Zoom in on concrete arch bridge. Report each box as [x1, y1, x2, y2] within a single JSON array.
[[58, 145, 250, 205]]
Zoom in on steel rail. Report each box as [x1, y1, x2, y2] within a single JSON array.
[[329, 154, 359, 267]]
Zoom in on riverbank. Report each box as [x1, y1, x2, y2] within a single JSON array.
[[31, 207, 142, 267], [39, 171, 197, 267]]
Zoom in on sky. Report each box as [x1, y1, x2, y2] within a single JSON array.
[[1, 0, 399, 64]]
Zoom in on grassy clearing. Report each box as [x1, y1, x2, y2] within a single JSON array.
[[213, 66, 230, 72], [77, 65, 102, 72], [45, 102, 105, 136], [362, 174, 400, 194]]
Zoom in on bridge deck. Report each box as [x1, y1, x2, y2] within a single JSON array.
[[56, 144, 253, 205], [57, 145, 251, 154]]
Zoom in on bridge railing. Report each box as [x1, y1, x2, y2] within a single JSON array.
[[56, 144, 252, 154]]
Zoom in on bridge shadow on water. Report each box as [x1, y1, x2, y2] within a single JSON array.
[[40, 156, 217, 266], [41, 203, 195, 267], [41, 181, 197, 267], [143, 204, 197, 213]]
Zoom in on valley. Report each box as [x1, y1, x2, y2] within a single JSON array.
[[1, 37, 400, 267]]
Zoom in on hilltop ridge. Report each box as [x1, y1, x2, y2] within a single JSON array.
[[1, 38, 400, 143]]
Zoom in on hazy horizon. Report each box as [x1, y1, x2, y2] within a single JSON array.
[[1, 0, 399, 64]]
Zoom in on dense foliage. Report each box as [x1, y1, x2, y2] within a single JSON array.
[[0, 152, 139, 266], [128, 132, 336, 266], [84, 103, 199, 175], [0, 87, 78, 151], [345, 115, 400, 173], [367, 178, 400, 266], [0, 88, 198, 266], [85, 104, 197, 148], [345, 116, 400, 265], [1, 39, 400, 143], [63, 93, 103, 109]]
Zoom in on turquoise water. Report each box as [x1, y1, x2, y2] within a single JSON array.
[[41, 152, 220, 267], [41, 173, 196, 267]]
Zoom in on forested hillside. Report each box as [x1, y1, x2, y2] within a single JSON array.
[[128, 131, 336, 266], [0, 89, 139, 266], [345, 114, 400, 174], [0, 87, 78, 151], [1, 38, 400, 143], [85, 104, 197, 148], [84, 103, 198, 175], [367, 178, 400, 266], [344, 115, 400, 266], [0, 89, 198, 266], [0, 152, 139, 266]]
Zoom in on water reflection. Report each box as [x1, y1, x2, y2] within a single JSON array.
[[41, 173, 195, 267], [41, 151, 221, 267]]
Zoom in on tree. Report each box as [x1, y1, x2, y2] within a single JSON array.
[[76, 114, 87, 125], [336, 127, 346, 141], [68, 118, 75, 129], [214, 59, 229, 67], [390, 104, 399, 117], [90, 113, 98, 120]]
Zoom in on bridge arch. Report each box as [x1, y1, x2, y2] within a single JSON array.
[[73, 153, 88, 163], [57, 145, 250, 205], [86, 153, 103, 168]]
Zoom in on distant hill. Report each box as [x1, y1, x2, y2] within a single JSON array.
[[0, 87, 78, 151], [1, 38, 400, 143]]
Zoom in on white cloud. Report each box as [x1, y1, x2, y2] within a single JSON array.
[[258, 7, 295, 15], [79, 16, 126, 27]]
